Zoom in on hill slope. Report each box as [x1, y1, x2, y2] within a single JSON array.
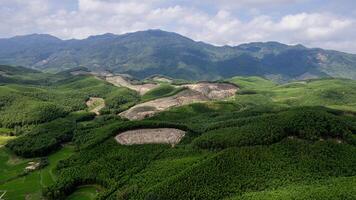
[[1, 30, 356, 80], [0, 65, 356, 199]]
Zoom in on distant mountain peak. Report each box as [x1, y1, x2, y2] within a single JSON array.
[[10, 33, 61, 42], [0, 29, 355, 81], [86, 33, 117, 40], [238, 41, 287, 49]]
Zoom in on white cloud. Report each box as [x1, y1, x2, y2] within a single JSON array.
[[78, 0, 150, 15], [203, 0, 304, 7], [0, 0, 355, 53]]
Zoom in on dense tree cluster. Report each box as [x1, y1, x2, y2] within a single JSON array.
[[39, 106, 356, 199], [43, 140, 167, 199], [139, 140, 356, 200], [193, 107, 356, 150], [5, 112, 95, 157]]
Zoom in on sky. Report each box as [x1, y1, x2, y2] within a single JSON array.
[[1, 0, 356, 53]]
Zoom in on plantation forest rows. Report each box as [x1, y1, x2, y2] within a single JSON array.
[[0, 65, 356, 199]]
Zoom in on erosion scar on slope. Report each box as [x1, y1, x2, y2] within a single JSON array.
[[115, 128, 186, 147]]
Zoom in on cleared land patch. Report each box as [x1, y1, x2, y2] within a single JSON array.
[[119, 82, 238, 120], [181, 82, 238, 99], [105, 75, 158, 95], [86, 97, 105, 115], [115, 128, 186, 146], [119, 89, 208, 120]]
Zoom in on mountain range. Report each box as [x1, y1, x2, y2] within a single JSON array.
[[1, 29, 356, 81]]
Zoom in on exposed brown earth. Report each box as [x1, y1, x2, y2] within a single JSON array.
[[181, 82, 238, 99], [105, 75, 159, 95], [115, 128, 185, 146], [25, 161, 40, 171], [119, 82, 238, 120], [86, 97, 105, 115], [151, 76, 173, 83], [119, 89, 208, 120]]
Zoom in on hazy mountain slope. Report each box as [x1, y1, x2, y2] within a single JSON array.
[[1, 30, 356, 80]]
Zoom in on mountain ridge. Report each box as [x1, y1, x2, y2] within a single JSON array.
[[1, 29, 356, 81]]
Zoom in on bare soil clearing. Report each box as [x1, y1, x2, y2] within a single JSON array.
[[115, 128, 185, 146], [181, 82, 238, 99], [120, 82, 238, 120], [119, 89, 208, 120], [151, 76, 173, 83], [105, 75, 159, 95], [86, 97, 105, 115], [25, 161, 40, 171]]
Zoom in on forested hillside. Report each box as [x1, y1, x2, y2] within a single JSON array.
[[1, 30, 356, 81], [0, 65, 355, 200]]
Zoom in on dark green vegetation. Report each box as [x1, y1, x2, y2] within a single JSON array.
[[0, 65, 356, 199], [5, 112, 95, 157], [40, 105, 356, 200], [66, 185, 102, 200], [1, 30, 356, 80], [0, 65, 67, 85]]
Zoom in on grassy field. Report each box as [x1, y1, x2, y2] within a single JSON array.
[[229, 76, 277, 90], [0, 146, 74, 200], [229, 77, 356, 111], [141, 84, 185, 101], [66, 185, 102, 200], [0, 136, 15, 146]]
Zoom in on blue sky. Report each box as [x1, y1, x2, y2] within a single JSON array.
[[1, 0, 356, 53]]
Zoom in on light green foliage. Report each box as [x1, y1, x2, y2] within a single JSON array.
[[0, 136, 15, 146], [1, 65, 356, 200], [229, 77, 356, 111], [141, 84, 185, 101], [0, 146, 74, 200], [0, 71, 139, 127], [229, 76, 276, 90], [66, 185, 101, 200]]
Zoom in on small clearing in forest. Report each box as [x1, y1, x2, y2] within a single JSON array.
[[86, 97, 105, 115], [115, 128, 185, 146]]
